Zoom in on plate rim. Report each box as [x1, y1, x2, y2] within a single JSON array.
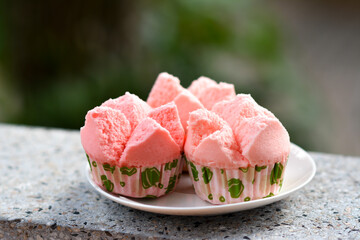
[[85, 143, 316, 215]]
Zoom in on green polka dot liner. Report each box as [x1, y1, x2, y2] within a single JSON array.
[[87, 154, 184, 198], [186, 155, 288, 204]]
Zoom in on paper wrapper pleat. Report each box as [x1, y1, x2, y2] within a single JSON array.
[[185, 156, 288, 204], [86, 155, 184, 198]]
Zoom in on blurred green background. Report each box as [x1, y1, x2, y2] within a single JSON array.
[[0, 0, 359, 155]]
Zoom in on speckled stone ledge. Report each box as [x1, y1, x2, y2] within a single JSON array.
[[0, 124, 359, 240]]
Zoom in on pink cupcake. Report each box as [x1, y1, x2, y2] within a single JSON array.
[[188, 76, 236, 110], [81, 93, 185, 198], [146, 73, 235, 173], [146, 72, 204, 173], [184, 94, 290, 204]]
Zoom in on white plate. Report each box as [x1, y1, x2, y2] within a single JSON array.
[[86, 143, 316, 216]]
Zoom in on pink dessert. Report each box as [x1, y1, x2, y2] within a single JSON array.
[[146, 72, 205, 132], [81, 72, 291, 203], [188, 76, 217, 96], [173, 90, 204, 131], [188, 76, 236, 110], [212, 94, 290, 167], [119, 117, 180, 167], [184, 94, 290, 204], [148, 102, 185, 150], [147, 72, 184, 108], [101, 92, 152, 132], [81, 92, 184, 198], [80, 106, 131, 166], [185, 109, 248, 169]]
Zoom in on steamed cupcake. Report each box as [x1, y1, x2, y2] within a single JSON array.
[[146, 73, 236, 172], [188, 76, 236, 110], [147, 73, 205, 172], [147, 72, 237, 135], [80, 93, 185, 198], [184, 95, 290, 204], [147, 72, 204, 132]]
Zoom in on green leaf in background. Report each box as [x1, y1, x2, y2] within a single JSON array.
[[239, 167, 249, 173], [263, 192, 274, 198], [141, 167, 161, 189], [189, 162, 199, 181], [165, 175, 177, 194], [270, 162, 283, 185], [103, 163, 115, 174], [202, 167, 213, 184], [165, 158, 178, 171], [86, 154, 91, 171], [120, 167, 137, 176], [255, 165, 267, 172], [228, 178, 244, 198]]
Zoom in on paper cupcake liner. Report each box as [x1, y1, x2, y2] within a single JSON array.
[[185, 156, 288, 204], [86, 154, 184, 198], [182, 162, 188, 172]]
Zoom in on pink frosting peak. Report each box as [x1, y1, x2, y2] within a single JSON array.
[[147, 72, 184, 108], [120, 117, 181, 167], [80, 106, 132, 165], [101, 92, 151, 132], [148, 102, 185, 151], [173, 89, 204, 132], [188, 76, 236, 110], [212, 94, 290, 167], [185, 109, 248, 169]]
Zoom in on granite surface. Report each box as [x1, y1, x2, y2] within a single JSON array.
[[0, 124, 359, 239]]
